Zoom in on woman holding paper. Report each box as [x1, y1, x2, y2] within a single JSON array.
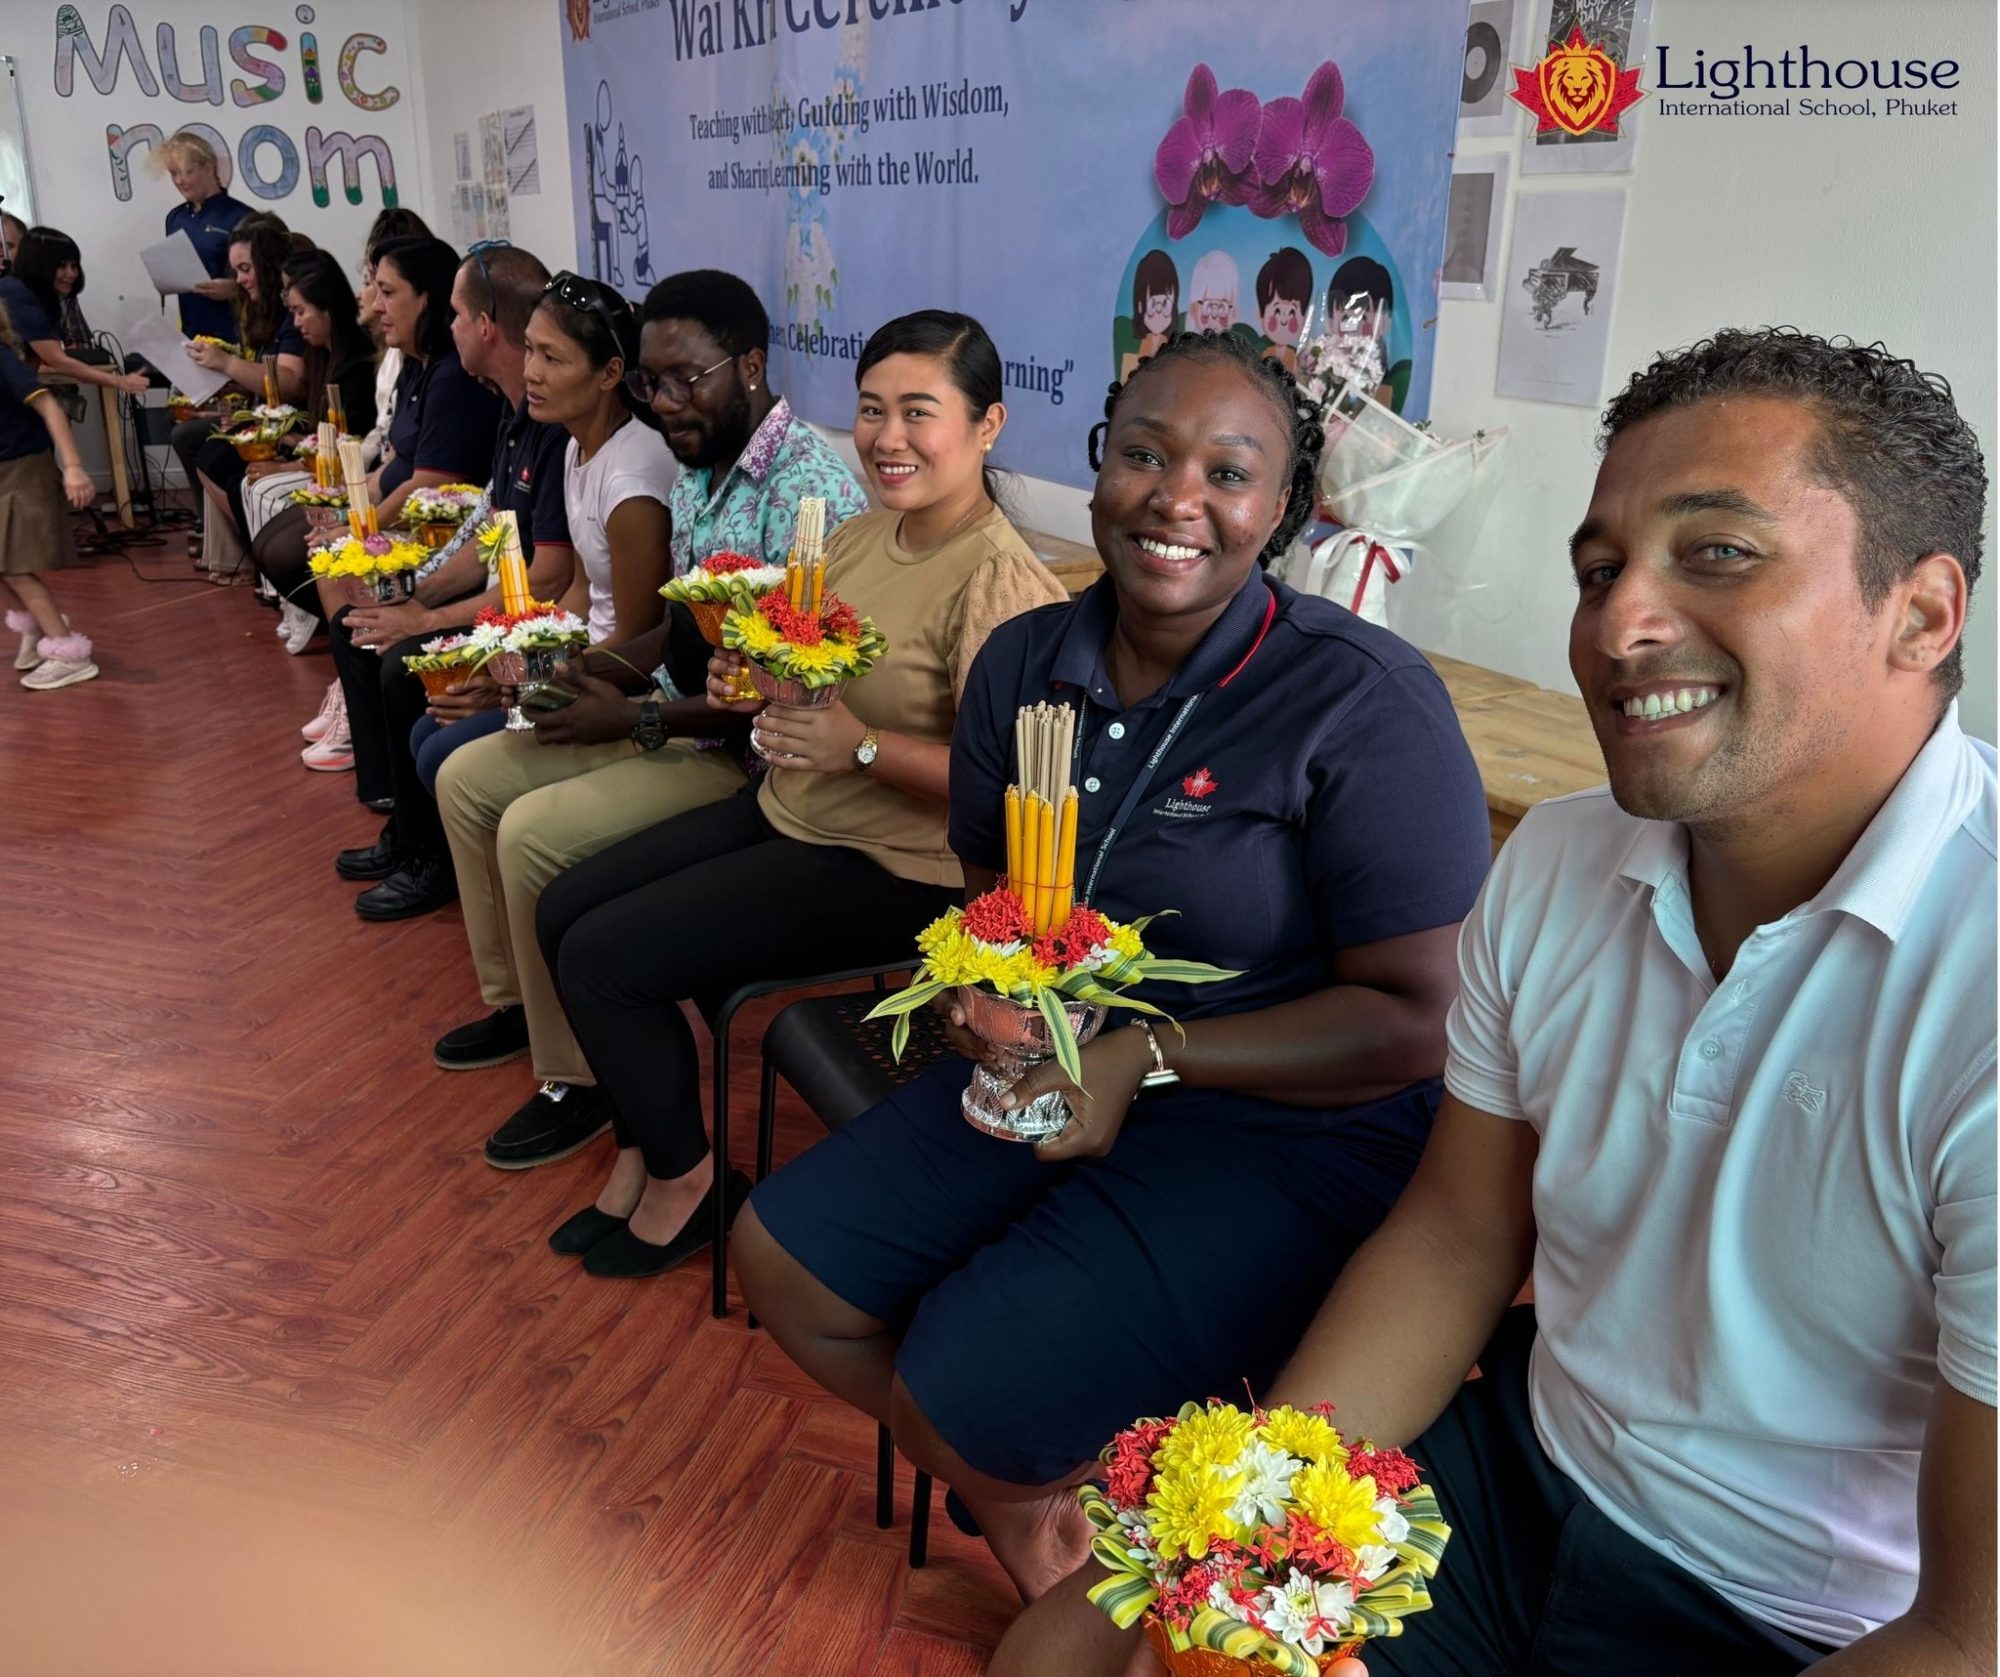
[[154, 131, 250, 343], [183, 216, 307, 403], [735, 330, 1493, 1607], [522, 311, 1066, 1272]]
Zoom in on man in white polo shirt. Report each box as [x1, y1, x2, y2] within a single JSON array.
[[996, 327, 1994, 1675]]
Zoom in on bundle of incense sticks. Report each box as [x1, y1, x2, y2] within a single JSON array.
[[337, 437, 376, 537], [314, 421, 338, 490], [326, 385, 344, 433], [784, 496, 827, 614], [1005, 702, 1080, 937], [491, 511, 531, 613]]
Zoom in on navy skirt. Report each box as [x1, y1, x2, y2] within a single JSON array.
[[749, 1057, 1438, 1486]]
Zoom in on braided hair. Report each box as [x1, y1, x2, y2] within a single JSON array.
[[1087, 329, 1326, 568]]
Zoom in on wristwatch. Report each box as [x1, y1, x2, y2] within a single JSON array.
[[632, 697, 669, 752], [854, 727, 880, 770]]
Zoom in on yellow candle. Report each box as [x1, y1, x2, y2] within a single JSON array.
[[348, 506, 364, 541], [1017, 792, 1039, 902], [1004, 786, 1023, 885], [809, 562, 824, 617], [263, 363, 278, 408], [1052, 787, 1078, 924], [1033, 797, 1057, 934], [365, 503, 379, 537]]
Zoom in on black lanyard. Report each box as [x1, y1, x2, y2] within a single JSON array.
[[1070, 689, 1203, 907]]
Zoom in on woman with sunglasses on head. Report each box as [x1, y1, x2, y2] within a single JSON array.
[[518, 309, 1070, 1273], [410, 271, 674, 789]]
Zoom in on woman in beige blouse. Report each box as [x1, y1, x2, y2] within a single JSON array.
[[525, 310, 1069, 1277]]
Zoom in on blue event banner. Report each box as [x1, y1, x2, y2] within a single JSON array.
[[561, 0, 1464, 489]]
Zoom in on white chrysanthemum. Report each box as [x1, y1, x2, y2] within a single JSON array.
[[1354, 1543, 1398, 1584], [468, 621, 507, 650], [1258, 1569, 1355, 1657], [1225, 1441, 1302, 1529], [1374, 1498, 1410, 1546], [1206, 1577, 1249, 1621]]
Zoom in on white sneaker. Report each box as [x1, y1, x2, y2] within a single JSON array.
[[301, 708, 354, 771], [278, 600, 319, 655], [301, 680, 344, 742], [8, 609, 47, 671], [19, 631, 97, 691]]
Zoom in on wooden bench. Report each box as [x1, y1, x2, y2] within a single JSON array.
[[1021, 530, 1604, 852]]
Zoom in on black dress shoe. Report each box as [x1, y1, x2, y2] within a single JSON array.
[[362, 795, 395, 814], [548, 1205, 629, 1256], [484, 1082, 610, 1169], [583, 1169, 752, 1279], [354, 855, 458, 921], [434, 1005, 529, 1070], [335, 820, 398, 881]]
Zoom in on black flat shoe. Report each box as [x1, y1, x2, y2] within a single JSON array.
[[548, 1205, 629, 1256], [354, 855, 457, 921], [335, 820, 398, 881], [434, 1005, 529, 1070], [484, 1082, 610, 1170], [582, 1170, 752, 1279]]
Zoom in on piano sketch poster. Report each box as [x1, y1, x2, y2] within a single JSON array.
[[1496, 187, 1628, 407]]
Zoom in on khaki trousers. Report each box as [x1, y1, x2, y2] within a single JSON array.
[[436, 729, 748, 1084]]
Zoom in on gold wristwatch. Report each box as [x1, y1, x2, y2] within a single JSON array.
[[854, 727, 880, 770]]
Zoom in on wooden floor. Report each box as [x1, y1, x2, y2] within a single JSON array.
[[0, 547, 1013, 1674]]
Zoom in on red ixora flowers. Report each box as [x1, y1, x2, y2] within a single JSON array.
[[1104, 1414, 1177, 1507], [756, 591, 862, 647], [1345, 1444, 1422, 1497], [1283, 1511, 1361, 1582], [962, 886, 1030, 946], [1031, 906, 1113, 972], [702, 551, 764, 574], [473, 604, 553, 632]]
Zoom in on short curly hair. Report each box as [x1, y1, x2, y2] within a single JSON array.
[[1087, 329, 1326, 568], [1601, 327, 1986, 697]]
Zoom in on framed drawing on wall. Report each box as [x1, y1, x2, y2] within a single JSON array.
[[1441, 153, 1510, 301]]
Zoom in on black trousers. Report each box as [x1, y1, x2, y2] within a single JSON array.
[[169, 415, 211, 509], [328, 617, 462, 845], [251, 505, 325, 626], [1366, 1307, 1837, 1676], [536, 791, 958, 1180], [193, 433, 253, 536]]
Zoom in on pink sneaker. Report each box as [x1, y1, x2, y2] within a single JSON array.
[[301, 679, 345, 742], [301, 707, 354, 771]]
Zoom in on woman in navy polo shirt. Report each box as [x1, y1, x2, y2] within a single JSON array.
[[737, 330, 1493, 1600], [156, 132, 250, 343]]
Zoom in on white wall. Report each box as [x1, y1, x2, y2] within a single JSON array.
[[12, 1, 420, 342], [403, 0, 575, 270], [1409, 0, 1997, 739]]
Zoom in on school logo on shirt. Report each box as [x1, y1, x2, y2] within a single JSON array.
[[1154, 767, 1218, 821], [1782, 1071, 1827, 1114]]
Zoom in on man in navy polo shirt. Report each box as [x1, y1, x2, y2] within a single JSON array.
[[335, 244, 576, 921]]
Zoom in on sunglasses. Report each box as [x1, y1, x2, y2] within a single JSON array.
[[467, 238, 511, 302], [545, 269, 638, 361], [626, 351, 735, 408]]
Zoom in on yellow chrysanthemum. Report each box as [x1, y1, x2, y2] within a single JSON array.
[[1292, 1463, 1382, 1554], [1108, 923, 1145, 960], [1257, 1406, 1349, 1468], [784, 640, 846, 675], [733, 614, 783, 655], [1145, 1462, 1243, 1562], [1155, 1405, 1255, 1479]]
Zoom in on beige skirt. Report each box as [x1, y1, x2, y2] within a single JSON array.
[[0, 450, 74, 576]]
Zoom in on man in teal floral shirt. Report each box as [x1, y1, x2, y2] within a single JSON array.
[[431, 268, 868, 1171]]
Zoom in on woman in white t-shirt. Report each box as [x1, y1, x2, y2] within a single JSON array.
[[409, 274, 675, 795], [531, 274, 677, 641]]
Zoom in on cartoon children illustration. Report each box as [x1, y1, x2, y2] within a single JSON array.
[[1330, 256, 1411, 412], [1255, 246, 1313, 373], [1187, 250, 1240, 334], [1132, 250, 1179, 356]]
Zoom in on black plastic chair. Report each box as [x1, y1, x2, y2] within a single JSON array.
[[756, 989, 958, 1566], [691, 962, 911, 1320]]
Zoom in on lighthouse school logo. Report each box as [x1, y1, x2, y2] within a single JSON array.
[[1155, 767, 1217, 821], [1511, 27, 1646, 136]]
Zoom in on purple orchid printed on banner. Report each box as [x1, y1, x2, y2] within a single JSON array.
[[1154, 65, 1262, 240], [1251, 61, 1375, 259]]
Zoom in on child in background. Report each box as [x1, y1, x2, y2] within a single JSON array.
[[1255, 246, 1313, 374], [0, 303, 100, 690], [1187, 249, 1240, 333]]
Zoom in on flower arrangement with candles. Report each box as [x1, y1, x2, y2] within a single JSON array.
[[665, 551, 788, 702], [866, 702, 1236, 1139], [307, 529, 429, 596], [720, 497, 885, 705], [466, 592, 589, 732], [1077, 1398, 1449, 1677], [403, 484, 484, 527]]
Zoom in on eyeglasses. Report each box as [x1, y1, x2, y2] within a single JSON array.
[[626, 352, 735, 408], [467, 238, 512, 306]]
